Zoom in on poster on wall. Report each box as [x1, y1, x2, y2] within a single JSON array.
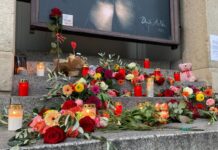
[[210, 35, 218, 61]]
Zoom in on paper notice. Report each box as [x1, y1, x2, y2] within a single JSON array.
[[62, 14, 73, 27], [210, 35, 218, 61]]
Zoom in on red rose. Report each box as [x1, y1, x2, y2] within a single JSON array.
[[44, 126, 66, 144], [155, 76, 165, 85], [62, 100, 77, 110], [114, 72, 125, 80], [96, 67, 105, 73], [79, 116, 95, 133], [163, 89, 174, 97], [50, 8, 62, 18]]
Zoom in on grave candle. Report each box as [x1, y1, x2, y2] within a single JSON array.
[[146, 77, 154, 97], [144, 58, 150, 69], [174, 72, 181, 81], [114, 102, 123, 116], [18, 79, 29, 96], [134, 84, 142, 97], [8, 104, 23, 131], [81, 64, 89, 77], [36, 62, 45, 76], [82, 104, 96, 119]]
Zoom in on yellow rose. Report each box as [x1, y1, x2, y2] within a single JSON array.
[[94, 73, 102, 80], [74, 83, 85, 93], [196, 92, 205, 102], [114, 64, 120, 71]]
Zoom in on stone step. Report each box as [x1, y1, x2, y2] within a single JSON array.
[[0, 96, 183, 113], [1, 119, 218, 150], [12, 74, 207, 96]]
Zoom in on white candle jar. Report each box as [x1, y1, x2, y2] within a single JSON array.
[[8, 104, 23, 131], [36, 62, 45, 76]]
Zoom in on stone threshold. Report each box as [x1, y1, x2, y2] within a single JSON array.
[[1, 119, 218, 150]]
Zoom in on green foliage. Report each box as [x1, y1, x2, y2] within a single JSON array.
[[107, 105, 157, 131], [8, 128, 40, 147]]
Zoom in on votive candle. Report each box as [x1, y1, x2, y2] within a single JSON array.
[[146, 77, 154, 97], [114, 102, 123, 116], [144, 58, 150, 69], [18, 79, 29, 96], [8, 104, 23, 131], [82, 104, 96, 119], [134, 84, 142, 97], [174, 72, 181, 82], [81, 64, 89, 77], [36, 62, 45, 76]]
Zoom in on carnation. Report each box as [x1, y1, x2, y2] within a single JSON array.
[[96, 66, 105, 73], [104, 69, 113, 79], [91, 85, 100, 95], [206, 98, 215, 106]]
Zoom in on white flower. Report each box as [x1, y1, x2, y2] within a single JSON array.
[[76, 78, 87, 84], [125, 74, 134, 80], [99, 117, 109, 127], [99, 81, 108, 91], [183, 87, 193, 95], [127, 62, 136, 69]]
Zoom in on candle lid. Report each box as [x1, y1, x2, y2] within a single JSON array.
[[19, 79, 28, 83], [155, 68, 160, 71], [115, 101, 122, 106], [144, 58, 150, 61], [9, 104, 23, 109], [83, 104, 96, 108], [83, 64, 89, 67]]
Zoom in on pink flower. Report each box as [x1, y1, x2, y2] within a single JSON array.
[[206, 98, 215, 106], [138, 74, 145, 81], [75, 99, 83, 106], [88, 70, 96, 76], [91, 85, 100, 95], [29, 115, 48, 134], [107, 90, 117, 97], [170, 86, 180, 94]]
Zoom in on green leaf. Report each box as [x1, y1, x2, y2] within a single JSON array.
[[78, 127, 84, 134], [72, 120, 80, 131]]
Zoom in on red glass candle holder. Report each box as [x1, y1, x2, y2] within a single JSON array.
[[144, 58, 150, 69], [154, 68, 161, 77], [134, 84, 142, 97], [118, 68, 126, 76], [81, 65, 89, 77], [18, 79, 29, 96], [114, 102, 123, 116], [174, 72, 181, 81]]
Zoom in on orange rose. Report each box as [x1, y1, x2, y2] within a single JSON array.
[[160, 103, 169, 111], [155, 103, 161, 111], [132, 70, 139, 77], [159, 111, 169, 119], [182, 91, 189, 97]]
